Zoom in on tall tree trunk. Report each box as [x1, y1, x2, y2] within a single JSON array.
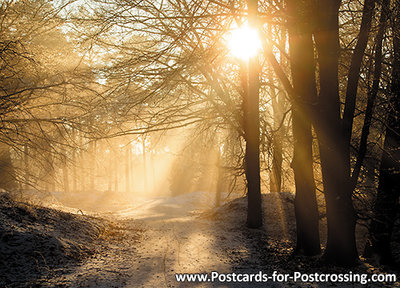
[[125, 144, 131, 193], [364, 3, 400, 264], [287, 0, 321, 256], [142, 136, 148, 193], [107, 146, 112, 192], [23, 143, 29, 190], [72, 129, 77, 193], [0, 144, 17, 191], [89, 140, 96, 191], [245, 0, 262, 228], [62, 151, 69, 193], [151, 148, 155, 193], [350, 0, 389, 189], [77, 131, 83, 192], [269, 73, 283, 193], [314, 0, 358, 266], [113, 147, 118, 193], [342, 0, 375, 145], [215, 149, 223, 207], [364, 116, 400, 264], [44, 142, 55, 192], [270, 24, 288, 193]]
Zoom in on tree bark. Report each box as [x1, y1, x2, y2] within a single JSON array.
[[77, 130, 83, 193], [269, 74, 283, 193], [287, 0, 321, 256], [342, 0, 375, 145], [314, 0, 358, 266], [245, 0, 262, 228], [364, 3, 400, 264], [23, 143, 29, 190], [72, 129, 77, 193], [351, 0, 388, 189]]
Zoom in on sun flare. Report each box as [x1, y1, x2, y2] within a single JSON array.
[[228, 24, 262, 61]]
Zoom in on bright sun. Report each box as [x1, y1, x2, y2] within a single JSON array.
[[228, 24, 262, 61]]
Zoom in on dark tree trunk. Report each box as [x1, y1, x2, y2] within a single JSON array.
[[342, 0, 375, 145], [364, 6, 400, 264], [77, 131, 83, 192], [314, 0, 358, 266], [287, 0, 321, 256], [72, 129, 77, 193], [350, 0, 388, 189], [245, 0, 262, 228], [365, 123, 400, 264], [23, 143, 29, 190]]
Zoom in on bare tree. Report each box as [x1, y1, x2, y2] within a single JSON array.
[[286, 0, 321, 256], [364, 0, 400, 265]]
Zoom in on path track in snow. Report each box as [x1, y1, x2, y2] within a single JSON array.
[[65, 192, 398, 288]]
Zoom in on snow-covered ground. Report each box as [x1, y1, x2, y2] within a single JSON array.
[[1, 191, 399, 287]]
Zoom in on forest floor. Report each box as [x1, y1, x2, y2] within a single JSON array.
[[0, 191, 399, 287]]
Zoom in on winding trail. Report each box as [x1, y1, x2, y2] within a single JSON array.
[[60, 192, 397, 288], [64, 192, 301, 288], [116, 194, 236, 287]]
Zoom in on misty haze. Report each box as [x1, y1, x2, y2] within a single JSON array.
[[0, 0, 399, 287]]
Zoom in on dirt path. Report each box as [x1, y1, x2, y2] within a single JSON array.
[[52, 193, 242, 288], [2, 192, 398, 287], [55, 193, 398, 288], [78, 192, 304, 288], [115, 196, 238, 288]]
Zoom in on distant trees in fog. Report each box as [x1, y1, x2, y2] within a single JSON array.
[[0, 0, 398, 267]]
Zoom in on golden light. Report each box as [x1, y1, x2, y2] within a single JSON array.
[[227, 24, 262, 61]]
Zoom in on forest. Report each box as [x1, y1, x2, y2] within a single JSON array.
[[0, 0, 399, 287]]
